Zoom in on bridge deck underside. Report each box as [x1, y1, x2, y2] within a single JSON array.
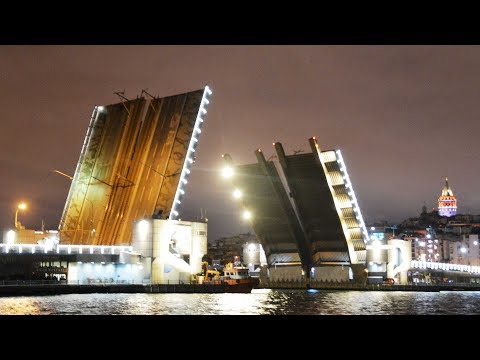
[[283, 154, 350, 264], [235, 163, 302, 264]]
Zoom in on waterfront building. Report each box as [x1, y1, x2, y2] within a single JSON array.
[[0, 242, 140, 283], [1, 227, 140, 283], [0, 217, 207, 284], [365, 229, 388, 283], [132, 218, 207, 284], [386, 238, 412, 284], [242, 240, 267, 276], [242, 241, 267, 268], [207, 233, 256, 265], [365, 229, 412, 285]]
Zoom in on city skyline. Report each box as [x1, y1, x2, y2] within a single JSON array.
[[2, 46, 480, 240]]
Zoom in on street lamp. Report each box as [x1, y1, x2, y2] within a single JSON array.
[[15, 202, 27, 229], [221, 166, 234, 179], [233, 188, 243, 199], [242, 209, 252, 221]]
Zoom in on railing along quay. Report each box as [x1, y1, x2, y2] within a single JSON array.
[[261, 280, 480, 291]]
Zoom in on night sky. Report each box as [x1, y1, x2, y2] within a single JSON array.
[[2, 45, 480, 240]]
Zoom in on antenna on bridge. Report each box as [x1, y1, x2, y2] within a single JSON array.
[[114, 90, 129, 102], [141, 88, 158, 111], [114, 90, 131, 115], [141, 88, 156, 99]]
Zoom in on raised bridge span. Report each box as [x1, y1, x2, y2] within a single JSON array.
[[222, 137, 369, 281], [59, 87, 212, 245]]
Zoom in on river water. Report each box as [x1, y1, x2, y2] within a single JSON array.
[[0, 288, 479, 315]]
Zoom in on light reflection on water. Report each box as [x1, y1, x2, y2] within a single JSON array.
[[0, 297, 53, 315], [1, 289, 480, 315]]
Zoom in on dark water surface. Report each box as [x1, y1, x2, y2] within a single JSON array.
[[1, 289, 479, 315]]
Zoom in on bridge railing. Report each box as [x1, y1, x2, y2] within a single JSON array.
[[0, 280, 68, 286], [0, 243, 133, 255], [411, 260, 480, 274]]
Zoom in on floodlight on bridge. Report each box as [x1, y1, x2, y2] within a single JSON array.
[[222, 166, 234, 179], [242, 210, 252, 220], [233, 189, 243, 199]]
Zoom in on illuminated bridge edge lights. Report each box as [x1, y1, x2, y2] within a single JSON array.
[[169, 86, 212, 221], [335, 149, 369, 242]]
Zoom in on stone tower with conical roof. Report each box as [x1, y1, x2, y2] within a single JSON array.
[[438, 177, 457, 217]]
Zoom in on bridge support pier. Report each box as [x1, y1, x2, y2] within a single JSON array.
[[304, 265, 311, 288], [351, 264, 368, 285]]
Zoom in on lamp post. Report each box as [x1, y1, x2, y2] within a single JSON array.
[[15, 202, 27, 229]]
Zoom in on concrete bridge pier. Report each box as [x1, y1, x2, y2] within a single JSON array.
[[351, 264, 368, 285]]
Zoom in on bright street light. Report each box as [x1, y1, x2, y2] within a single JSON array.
[[15, 202, 27, 229], [221, 166, 234, 179], [6, 230, 15, 245], [233, 189, 242, 199], [242, 210, 252, 220]]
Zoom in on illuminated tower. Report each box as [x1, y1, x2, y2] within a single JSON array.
[[438, 177, 457, 217]]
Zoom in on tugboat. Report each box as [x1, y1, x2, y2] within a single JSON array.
[[197, 258, 260, 293], [222, 262, 260, 293]]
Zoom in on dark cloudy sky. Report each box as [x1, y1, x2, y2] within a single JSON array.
[[1, 46, 480, 239]]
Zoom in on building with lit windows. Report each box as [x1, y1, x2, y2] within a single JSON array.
[[438, 177, 457, 217], [207, 233, 257, 265], [448, 234, 480, 266], [404, 229, 442, 263]]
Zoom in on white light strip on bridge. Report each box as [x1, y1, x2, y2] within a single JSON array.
[[169, 86, 212, 221], [0, 244, 133, 255], [59, 106, 103, 231], [411, 260, 480, 274], [335, 150, 369, 242]]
